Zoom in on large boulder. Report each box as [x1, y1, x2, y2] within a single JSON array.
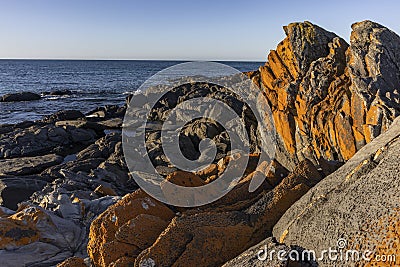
[[0, 92, 41, 102], [87, 189, 176, 266], [271, 116, 400, 266], [255, 20, 400, 170], [0, 196, 119, 266], [0, 123, 99, 159]]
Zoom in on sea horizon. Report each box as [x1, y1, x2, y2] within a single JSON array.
[[0, 59, 263, 124]]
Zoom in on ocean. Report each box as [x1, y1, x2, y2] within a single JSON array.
[[0, 60, 263, 124]]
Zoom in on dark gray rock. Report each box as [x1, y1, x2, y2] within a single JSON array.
[[43, 89, 73, 96], [0, 92, 41, 102], [0, 176, 47, 210], [347, 20, 400, 141], [43, 110, 85, 123], [0, 154, 63, 176], [0, 123, 99, 159]]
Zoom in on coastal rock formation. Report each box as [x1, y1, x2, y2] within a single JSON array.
[[85, 20, 400, 267], [85, 156, 322, 267], [0, 20, 399, 267], [0, 108, 135, 265], [254, 20, 400, 170], [0, 92, 41, 102], [270, 117, 400, 266]]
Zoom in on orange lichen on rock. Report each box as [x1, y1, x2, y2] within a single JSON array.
[[0, 217, 39, 249], [57, 257, 86, 267], [87, 189, 175, 266], [350, 208, 400, 267]]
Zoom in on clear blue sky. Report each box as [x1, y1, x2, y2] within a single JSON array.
[[0, 0, 399, 61]]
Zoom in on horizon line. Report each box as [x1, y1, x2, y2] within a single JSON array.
[[0, 58, 265, 62]]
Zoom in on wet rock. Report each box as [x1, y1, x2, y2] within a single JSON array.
[[43, 89, 73, 96], [0, 92, 41, 102], [43, 110, 85, 123]]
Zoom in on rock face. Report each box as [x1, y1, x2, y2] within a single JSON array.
[[271, 117, 400, 267], [0, 92, 41, 102], [254, 20, 400, 170]]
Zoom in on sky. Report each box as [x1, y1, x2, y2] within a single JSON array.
[[0, 0, 399, 61]]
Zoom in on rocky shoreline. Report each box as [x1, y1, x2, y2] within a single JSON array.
[[0, 20, 399, 267]]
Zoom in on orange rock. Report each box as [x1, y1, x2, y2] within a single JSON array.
[[273, 110, 296, 155], [87, 189, 175, 267], [160, 171, 206, 207], [164, 170, 205, 187], [334, 113, 357, 160], [134, 160, 320, 267], [57, 257, 86, 267], [0, 218, 39, 249], [94, 184, 117, 196], [115, 214, 169, 250], [350, 208, 400, 267], [366, 104, 382, 126], [109, 256, 136, 267], [195, 163, 218, 179], [135, 213, 255, 267]]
